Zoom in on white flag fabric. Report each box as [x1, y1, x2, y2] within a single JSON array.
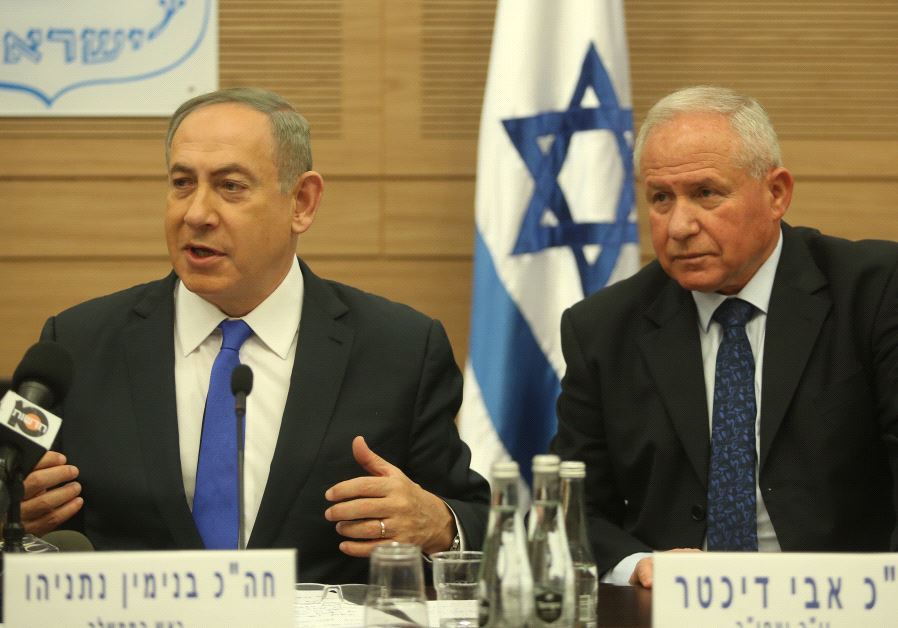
[[459, 0, 640, 486]]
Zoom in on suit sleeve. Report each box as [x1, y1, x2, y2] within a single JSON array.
[[39, 316, 56, 342], [872, 259, 898, 549], [37, 315, 87, 534], [405, 319, 491, 549], [552, 308, 653, 572]]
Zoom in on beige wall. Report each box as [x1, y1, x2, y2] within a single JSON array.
[[2, 0, 897, 376]]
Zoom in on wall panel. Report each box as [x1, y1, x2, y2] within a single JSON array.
[[382, 0, 496, 175], [1, 260, 175, 370], [627, 0, 898, 140], [383, 180, 475, 256], [787, 180, 898, 241]]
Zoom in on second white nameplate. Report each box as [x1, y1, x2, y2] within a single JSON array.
[[653, 552, 898, 628]]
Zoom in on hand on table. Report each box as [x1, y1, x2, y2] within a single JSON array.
[[629, 548, 702, 589]]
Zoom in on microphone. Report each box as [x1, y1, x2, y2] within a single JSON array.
[[0, 342, 73, 551], [231, 364, 253, 420], [41, 530, 94, 552], [0, 343, 73, 497], [231, 364, 253, 551], [12, 342, 73, 410]]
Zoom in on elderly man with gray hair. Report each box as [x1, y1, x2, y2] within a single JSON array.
[[551, 85, 898, 588]]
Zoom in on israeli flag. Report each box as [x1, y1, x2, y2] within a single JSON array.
[[459, 0, 640, 485]]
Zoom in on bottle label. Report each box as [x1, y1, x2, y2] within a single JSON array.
[[478, 598, 490, 626], [534, 588, 564, 622], [578, 592, 596, 620]]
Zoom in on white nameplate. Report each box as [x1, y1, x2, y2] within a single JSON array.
[[653, 552, 898, 627], [4, 549, 296, 628]]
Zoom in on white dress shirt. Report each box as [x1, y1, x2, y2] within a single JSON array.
[[603, 230, 784, 585], [173, 258, 303, 543]]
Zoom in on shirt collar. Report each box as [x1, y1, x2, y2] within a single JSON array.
[[174, 257, 304, 358], [692, 228, 783, 333]]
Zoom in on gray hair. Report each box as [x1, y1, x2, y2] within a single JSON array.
[[633, 85, 782, 179], [165, 87, 312, 193]]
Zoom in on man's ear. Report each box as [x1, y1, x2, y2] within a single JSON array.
[[766, 166, 794, 220], [291, 171, 324, 235]]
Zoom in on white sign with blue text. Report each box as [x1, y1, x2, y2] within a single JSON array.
[[653, 552, 898, 628], [4, 549, 295, 627], [0, 0, 218, 115]]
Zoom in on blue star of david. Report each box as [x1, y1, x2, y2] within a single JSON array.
[[502, 42, 638, 296]]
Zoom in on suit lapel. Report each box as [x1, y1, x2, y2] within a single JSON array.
[[759, 227, 830, 469], [638, 278, 711, 487], [124, 273, 203, 548], [248, 260, 354, 548]]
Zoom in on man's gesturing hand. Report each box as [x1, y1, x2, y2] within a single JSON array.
[[324, 436, 456, 557]]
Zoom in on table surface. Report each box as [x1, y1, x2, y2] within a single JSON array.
[[598, 582, 652, 628]]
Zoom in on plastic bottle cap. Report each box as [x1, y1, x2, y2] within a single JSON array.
[[559, 460, 586, 478], [491, 460, 520, 479], [532, 453, 560, 473]]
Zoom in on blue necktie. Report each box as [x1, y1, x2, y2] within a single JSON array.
[[707, 298, 758, 551], [193, 319, 253, 549]]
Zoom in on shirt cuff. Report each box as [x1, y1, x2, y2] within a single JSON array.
[[600, 552, 652, 586], [423, 501, 464, 562]]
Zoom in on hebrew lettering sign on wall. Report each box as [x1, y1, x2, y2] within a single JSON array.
[[0, 0, 218, 115]]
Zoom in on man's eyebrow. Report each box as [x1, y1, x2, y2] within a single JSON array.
[[645, 175, 721, 188], [168, 162, 195, 176], [688, 177, 724, 189], [167, 162, 259, 184], [210, 163, 259, 183]]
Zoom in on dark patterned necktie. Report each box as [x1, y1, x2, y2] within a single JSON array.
[[707, 298, 758, 551], [193, 319, 253, 549]]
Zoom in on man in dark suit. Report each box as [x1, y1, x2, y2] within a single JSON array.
[[551, 86, 898, 588], [18, 87, 489, 583]]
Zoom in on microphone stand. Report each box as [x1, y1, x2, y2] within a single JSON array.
[[0, 462, 26, 622], [0, 446, 26, 553], [3, 471, 26, 553], [231, 364, 252, 552], [236, 395, 246, 551]]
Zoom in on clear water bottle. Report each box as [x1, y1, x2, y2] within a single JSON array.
[[560, 461, 598, 628], [477, 460, 534, 627], [528, 454, 576, 627]]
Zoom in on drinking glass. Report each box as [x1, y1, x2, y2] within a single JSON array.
[[432, 551, 482, 628], [364, 542, 428, 627]]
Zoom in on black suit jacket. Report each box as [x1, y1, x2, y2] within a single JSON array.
[[41, 259, 489, 583], [551, 224, 898, 572]]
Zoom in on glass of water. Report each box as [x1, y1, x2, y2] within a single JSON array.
[[364, 542, 428, 627], [432, 550, 482, 628]]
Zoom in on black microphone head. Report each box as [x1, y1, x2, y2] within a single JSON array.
[[41, 530, 95, 552], [12, 342, 74, 407], [231, 364, 253, 396]]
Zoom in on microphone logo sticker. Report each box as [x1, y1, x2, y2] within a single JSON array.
[[8, 400, 49, 437]]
